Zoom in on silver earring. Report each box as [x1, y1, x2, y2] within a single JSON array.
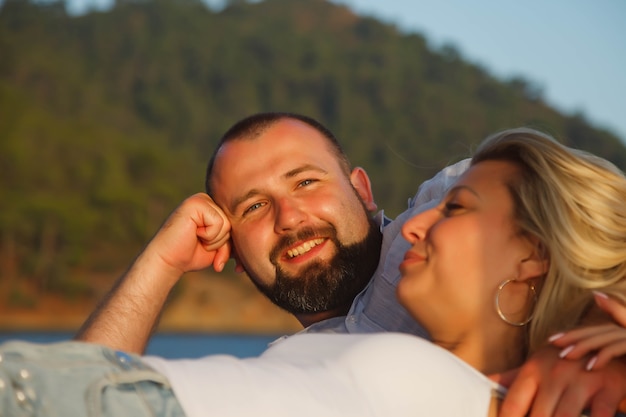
[[495, 279, 537, 327]]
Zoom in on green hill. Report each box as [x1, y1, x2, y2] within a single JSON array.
[[1, 0, 625, 303]]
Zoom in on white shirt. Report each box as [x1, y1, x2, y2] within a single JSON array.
[[144, 332, 500, 417]]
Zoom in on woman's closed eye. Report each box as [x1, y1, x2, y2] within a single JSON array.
[[442, 202, 465, 216]]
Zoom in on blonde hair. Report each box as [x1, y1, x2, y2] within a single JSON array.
[[472, 128, 626, 354]]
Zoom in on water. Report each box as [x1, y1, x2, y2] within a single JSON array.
[[0, 331, 284, 358]]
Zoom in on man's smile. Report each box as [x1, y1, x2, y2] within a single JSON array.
[[286, 238, 326, 259], [269, 226, 341, 270]]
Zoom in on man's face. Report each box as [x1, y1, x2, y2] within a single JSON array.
[[210, 119, 381, 314]]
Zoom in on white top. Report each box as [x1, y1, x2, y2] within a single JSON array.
[[144, 332, 500, 417]]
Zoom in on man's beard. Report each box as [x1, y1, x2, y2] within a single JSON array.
[[246, 218, 382, 315]]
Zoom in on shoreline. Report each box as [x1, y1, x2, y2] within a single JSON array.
[[0, 271, 302, 334]]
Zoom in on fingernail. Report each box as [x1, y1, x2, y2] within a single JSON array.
[[548, 332, 565, 342], [559, 345, 575, 358], [586, 355, 598, 371], [593, 290, 609, 299]]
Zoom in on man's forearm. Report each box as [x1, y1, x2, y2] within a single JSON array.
[[74, 250, 180, 354]]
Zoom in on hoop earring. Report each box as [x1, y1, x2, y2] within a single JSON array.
[[495, 279, 537, 327]]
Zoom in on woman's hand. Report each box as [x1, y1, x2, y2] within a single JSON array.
[[492, 292, 626, 417], [549, 292, 626, 370]]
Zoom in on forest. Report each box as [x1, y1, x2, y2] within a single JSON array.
[[1, 0, 625, 315]]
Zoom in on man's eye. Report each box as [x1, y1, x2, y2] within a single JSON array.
[[244, 202, 265, 215], [298, 179, 316, 187]]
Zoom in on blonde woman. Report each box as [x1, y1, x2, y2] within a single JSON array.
[[398, 127, 626, 415]]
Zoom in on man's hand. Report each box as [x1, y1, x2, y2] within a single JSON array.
[[491, 346, 626, 417], [75, 193, 232, 353], [146, 193, 232, 277]]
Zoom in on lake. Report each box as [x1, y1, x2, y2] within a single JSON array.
[[0, 331, 285, 358]]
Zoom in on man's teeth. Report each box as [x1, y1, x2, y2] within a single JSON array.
[[287, 238, 325, 258]]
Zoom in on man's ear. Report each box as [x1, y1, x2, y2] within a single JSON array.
[[229, 241, 246, 274], [350, 167, 377, 213], [234, 260, 246, 274]]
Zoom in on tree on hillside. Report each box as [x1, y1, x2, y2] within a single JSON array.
[[1, 0, 624, 302]]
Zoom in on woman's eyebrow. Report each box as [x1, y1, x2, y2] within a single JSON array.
[[446, 185, 481, 199]]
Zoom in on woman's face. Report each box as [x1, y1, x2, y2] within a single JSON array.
[[397, 160, 538, 345]]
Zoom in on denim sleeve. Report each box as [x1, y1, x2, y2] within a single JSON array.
[[0, 340, 187, 417]]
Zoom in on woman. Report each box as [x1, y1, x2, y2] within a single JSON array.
[[397, 126, 626, 381], [2, 128, 625, 417]]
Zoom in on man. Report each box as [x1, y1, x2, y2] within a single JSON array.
[[206, 113, 382, 326], [77, 112, 626, 417], [76, 112, 385, 350]]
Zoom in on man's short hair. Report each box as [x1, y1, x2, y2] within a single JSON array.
[[205, 112, 351, 196]]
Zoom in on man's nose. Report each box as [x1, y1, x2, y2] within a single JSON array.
[[274, 198, 307, 233]]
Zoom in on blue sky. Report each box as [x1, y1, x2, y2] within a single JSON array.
[[29, 0, 626, 142], [333, 0, 626, 142]]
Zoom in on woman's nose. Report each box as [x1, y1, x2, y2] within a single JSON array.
[[401, 207, 439, 243]]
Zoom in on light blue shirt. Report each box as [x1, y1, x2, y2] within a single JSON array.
[[304, 159, 471, 337]]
